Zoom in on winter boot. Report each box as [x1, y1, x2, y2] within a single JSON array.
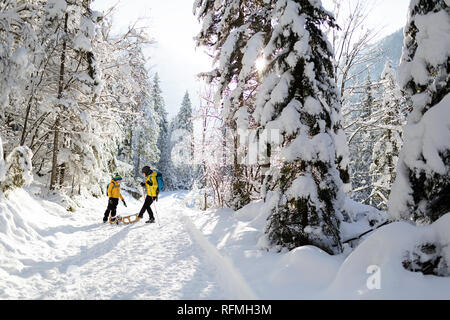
[[146, 217, 155, 224]]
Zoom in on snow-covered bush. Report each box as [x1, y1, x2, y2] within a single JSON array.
[[401, 212, 450, 277], [403, 242, 449, 277], [1, 144, 33, 193], [184, 184, 216, 210]]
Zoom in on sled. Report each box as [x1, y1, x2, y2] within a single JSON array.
[[109, 213, 140, 225]]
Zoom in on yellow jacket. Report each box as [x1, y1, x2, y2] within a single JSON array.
[[107, 180, 124, 200], [145, 171, 158, 197]]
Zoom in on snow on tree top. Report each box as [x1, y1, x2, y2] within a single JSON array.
[[402, 93, 450, 176], [46, 0, 67, 18], [398, 8, 450, 89]]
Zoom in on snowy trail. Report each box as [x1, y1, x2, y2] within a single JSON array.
[[0, 191, 251, 300], [179, 213, 257, 299]]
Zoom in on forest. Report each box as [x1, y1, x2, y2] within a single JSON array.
[[0, 0, 449, 300]]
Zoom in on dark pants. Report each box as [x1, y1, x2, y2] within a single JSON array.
[[104, 198, 119, 221], [139, 196, 155, 219]]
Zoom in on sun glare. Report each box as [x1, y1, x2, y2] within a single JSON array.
[[255, 57, 266, 73]]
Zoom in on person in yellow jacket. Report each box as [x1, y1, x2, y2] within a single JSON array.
[[103, 174, 127, 223], [138, 166, 158, 223]]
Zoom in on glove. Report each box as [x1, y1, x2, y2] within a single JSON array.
[[122, 200, 127, 207], [140, 182, 145, 187]]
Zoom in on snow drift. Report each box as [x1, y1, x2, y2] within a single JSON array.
[[326, 214, 450, 299], [183, 194, 450, 299]]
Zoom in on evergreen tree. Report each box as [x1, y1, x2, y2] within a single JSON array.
[[254, 0, 346, 254], [194, 0, 272, 210], [177, 92, 194, 136], [131, 48, 159, 178], [170, 91, 195, 189], [389, 0, 450, 223], [369, 60, 406, 209], [130, 99, 159, 180], [152, 73, 174, 189]]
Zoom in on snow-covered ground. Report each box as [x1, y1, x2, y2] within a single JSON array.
[[0, 188, 228, 299], [1, 186, 449, 299], [184, 195, 450, 299]]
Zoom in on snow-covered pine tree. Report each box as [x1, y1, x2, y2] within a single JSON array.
[[152, 73, 174, 189], [389, 0, 450, 223], [170, 92, 195, 189], [194, 0, 272, 210], [254, 0, 346, 254], [361, 74, 376, 123], [369, 60, 406, 209], [131, 98, 159, 181], [175, 92, 194, 141], [332, 98, 352, 195], [129, 48, 159, 179]]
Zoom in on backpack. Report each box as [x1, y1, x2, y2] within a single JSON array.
[[106, 182, 117, 195], [155, 170, 164, 192]]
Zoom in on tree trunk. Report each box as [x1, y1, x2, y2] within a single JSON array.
[[19, 95, 34, 146], [50, 12, 68, 190], [136, 153, 141, 178], [59, 163, 66, 188], [202, 107, 207, 210], [49, 116, 61, 190], [71, 175, 75, 196]]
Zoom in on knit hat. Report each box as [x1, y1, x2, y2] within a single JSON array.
[[112, 174, 123, 181]]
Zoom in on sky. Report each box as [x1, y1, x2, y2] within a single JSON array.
[[322, 0, 411, 39], [91, 0, 210, 121], [91, 0, 411, 120]]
